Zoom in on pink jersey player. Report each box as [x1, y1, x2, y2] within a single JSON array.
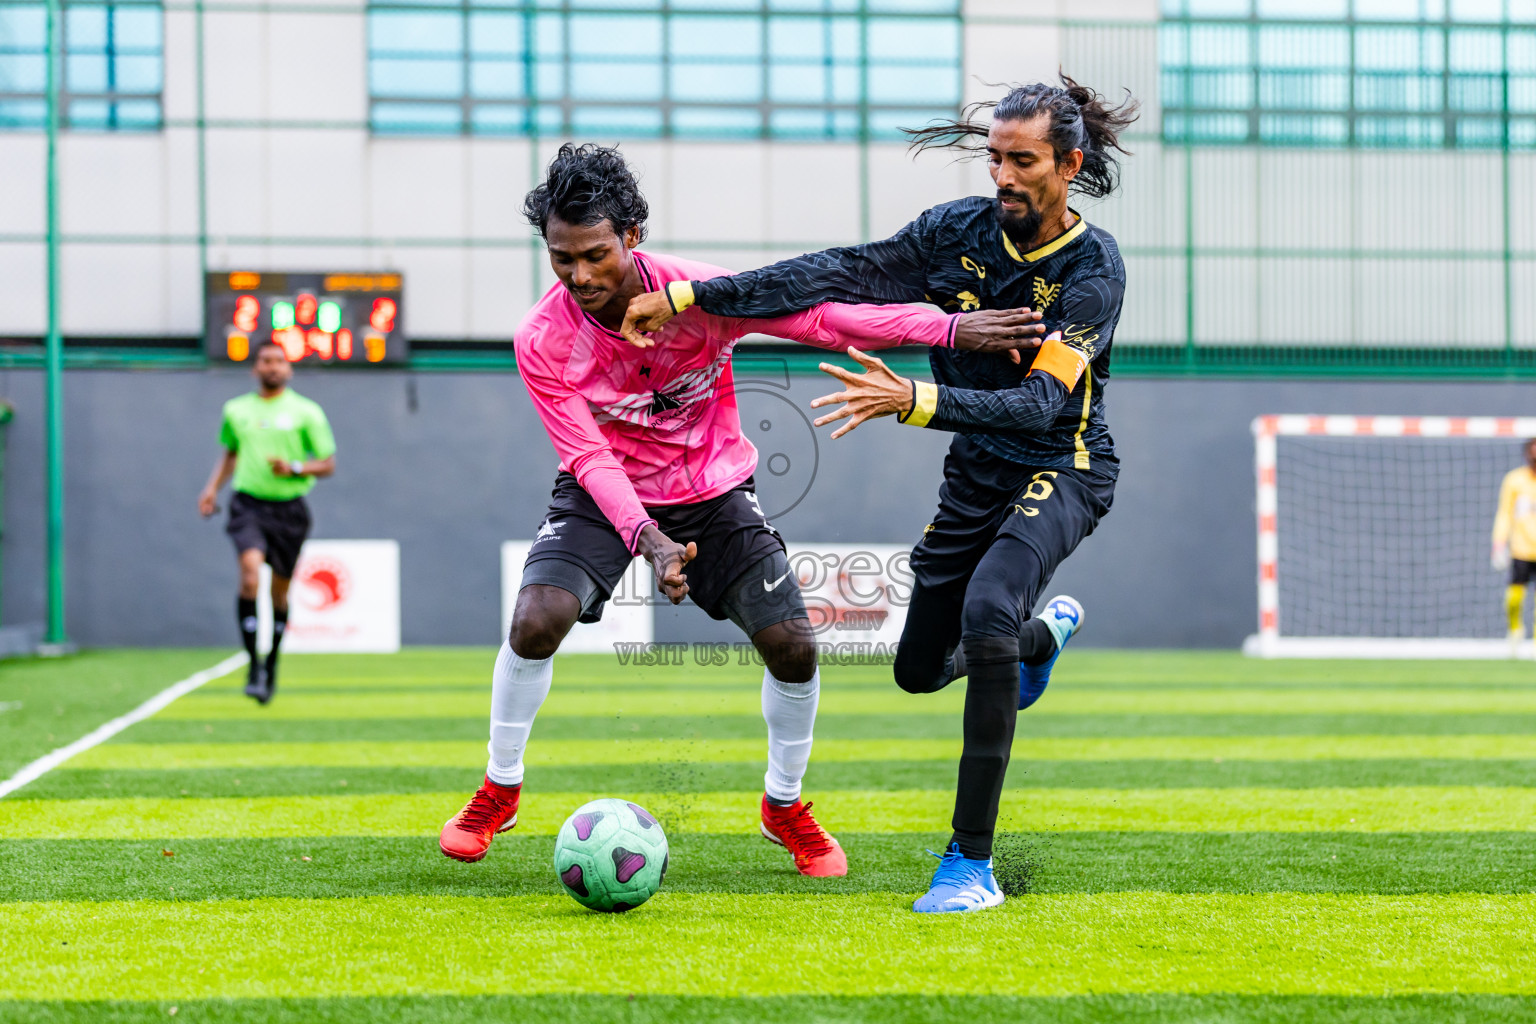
[[515, 247, 957, 552]]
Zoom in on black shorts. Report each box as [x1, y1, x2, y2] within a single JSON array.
[[910, 435, 1116, 592], [1514, 560, 1536, 586], [524, 473, 791, 624], [226, 491, 311, 579]]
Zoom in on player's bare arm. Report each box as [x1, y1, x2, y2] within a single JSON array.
[[635, 524, 696, 604], [950, 306, 1047, 362], [268, 454, 336, 479], [198, 449, 238, 517]]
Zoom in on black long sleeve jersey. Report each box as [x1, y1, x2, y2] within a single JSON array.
[[681, 196, 1125, 473]]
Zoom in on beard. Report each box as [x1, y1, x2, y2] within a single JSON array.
[[995, 191, 1042, 249]]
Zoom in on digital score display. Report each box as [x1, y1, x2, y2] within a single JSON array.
[[205, 271, 407, 366]]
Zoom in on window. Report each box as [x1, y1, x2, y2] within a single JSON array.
[[1161, 0, 1536, 147], [0, 0, 162, 130], [367, 0, 962, 140]]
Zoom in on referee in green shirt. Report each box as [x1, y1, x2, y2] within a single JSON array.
[[198, 341, 336, 703]]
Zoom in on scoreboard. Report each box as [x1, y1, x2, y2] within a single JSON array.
[[205, 271, 407, 365]]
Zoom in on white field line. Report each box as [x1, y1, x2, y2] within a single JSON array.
[[0, 652, 247, 800]]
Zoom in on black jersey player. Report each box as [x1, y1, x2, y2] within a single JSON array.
[[621, 77, 1138, 914]]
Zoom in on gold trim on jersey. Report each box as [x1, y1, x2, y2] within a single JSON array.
[[1073, 369, 1093, 470], [1000, 213, 1088, 263]]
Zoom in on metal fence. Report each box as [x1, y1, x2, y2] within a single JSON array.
[[1, 8, 1533, 377]]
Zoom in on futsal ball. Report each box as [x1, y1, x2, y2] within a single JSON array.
[[553, 798, 669, 912]]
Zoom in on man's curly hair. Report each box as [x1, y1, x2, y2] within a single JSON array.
[[522, 143, 649, 242]]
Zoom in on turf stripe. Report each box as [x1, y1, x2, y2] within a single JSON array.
[[77, 734, 1536, 770], [5, 893, 1536, 999], [119, 712, 1536, 745], [158, 687, 1536, 720], [6, 786, 1536, 839], [7, 995, 1536, 1024], [158, 689, 972, 720], [224, 650, 1536, 687], [28, 759, 1536, 801], [6, 832, 1536, 903]]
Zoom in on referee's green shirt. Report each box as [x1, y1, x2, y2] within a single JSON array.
[[218, 390, 336, 501]]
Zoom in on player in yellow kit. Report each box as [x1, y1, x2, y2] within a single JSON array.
[[1492, 439, 1536, 657]]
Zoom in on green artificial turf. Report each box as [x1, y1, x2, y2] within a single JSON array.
[[0, 650, 238, 778], [4, 831, 1536, 902], [4, 994, 1536, 1024], [77, 733, 1536, 770], [3, 649, 1536, 1021], [6, 891, 1536, 999]]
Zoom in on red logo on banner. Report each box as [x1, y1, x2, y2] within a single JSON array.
[[298, 558, 351, 611]]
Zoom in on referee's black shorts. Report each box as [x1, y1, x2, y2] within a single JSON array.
[[910, 434, 1116, 594], [226, 491, 311, 579]]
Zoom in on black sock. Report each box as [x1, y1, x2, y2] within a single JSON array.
[[267, 607, 288, 672], [1019, 617, 1055, 666], [946, 645, 967, 683], [947, 618, 1054, 681], [238, 597, 258, 662], [949, 636, 1020, 860]]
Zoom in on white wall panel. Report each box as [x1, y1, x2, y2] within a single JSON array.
[[766, 143, 861, 246], [265, 130, 369, 241], [466, 247, 529, 337], [202, 13, 271, 122], [59, 136, 168, 237], [0, 245, 47, 335], [203, 130, 271, 240], [368, 139, 468, 241], [867, 143, 973, 241], [0, 138, 45, 235], [661, 143, 768, 245], [267, 14, 367, 122], [60, 244, 178, 333], [465, 139, 535, 242]]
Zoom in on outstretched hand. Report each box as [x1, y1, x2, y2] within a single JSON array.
[[809, 347, 913, 440], [620, 291, 676, 348], [952, 306, 1046, 364]]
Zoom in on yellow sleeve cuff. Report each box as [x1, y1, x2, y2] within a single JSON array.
[[899, 380, 938, 428], [665, 280, 696, 314]]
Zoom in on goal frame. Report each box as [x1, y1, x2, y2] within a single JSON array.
[[1247, 414, 1536, 660]]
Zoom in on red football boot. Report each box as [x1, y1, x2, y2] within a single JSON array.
[[439, 776, 521, 863], [759, 794, 847, 877]]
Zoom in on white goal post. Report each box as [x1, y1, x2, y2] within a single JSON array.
[[1247, 414, 1536, 659]]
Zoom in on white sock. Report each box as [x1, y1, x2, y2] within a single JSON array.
[[762, 666, 820, 804], [485, 642, 553, 787]]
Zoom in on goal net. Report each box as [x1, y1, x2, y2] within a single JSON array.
[[1249, 414, 1536, 659]]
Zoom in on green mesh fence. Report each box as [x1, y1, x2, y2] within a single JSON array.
[[0, 7, 1532, 376]]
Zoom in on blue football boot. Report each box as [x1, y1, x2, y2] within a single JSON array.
[[912, 843, 1004, 914], [1018, 595, 1083, 710]]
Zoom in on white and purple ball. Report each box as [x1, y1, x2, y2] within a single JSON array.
[[553, 798, 669, 912]]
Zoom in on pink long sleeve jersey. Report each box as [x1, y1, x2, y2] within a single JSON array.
[[514, 250, 959, 553]]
